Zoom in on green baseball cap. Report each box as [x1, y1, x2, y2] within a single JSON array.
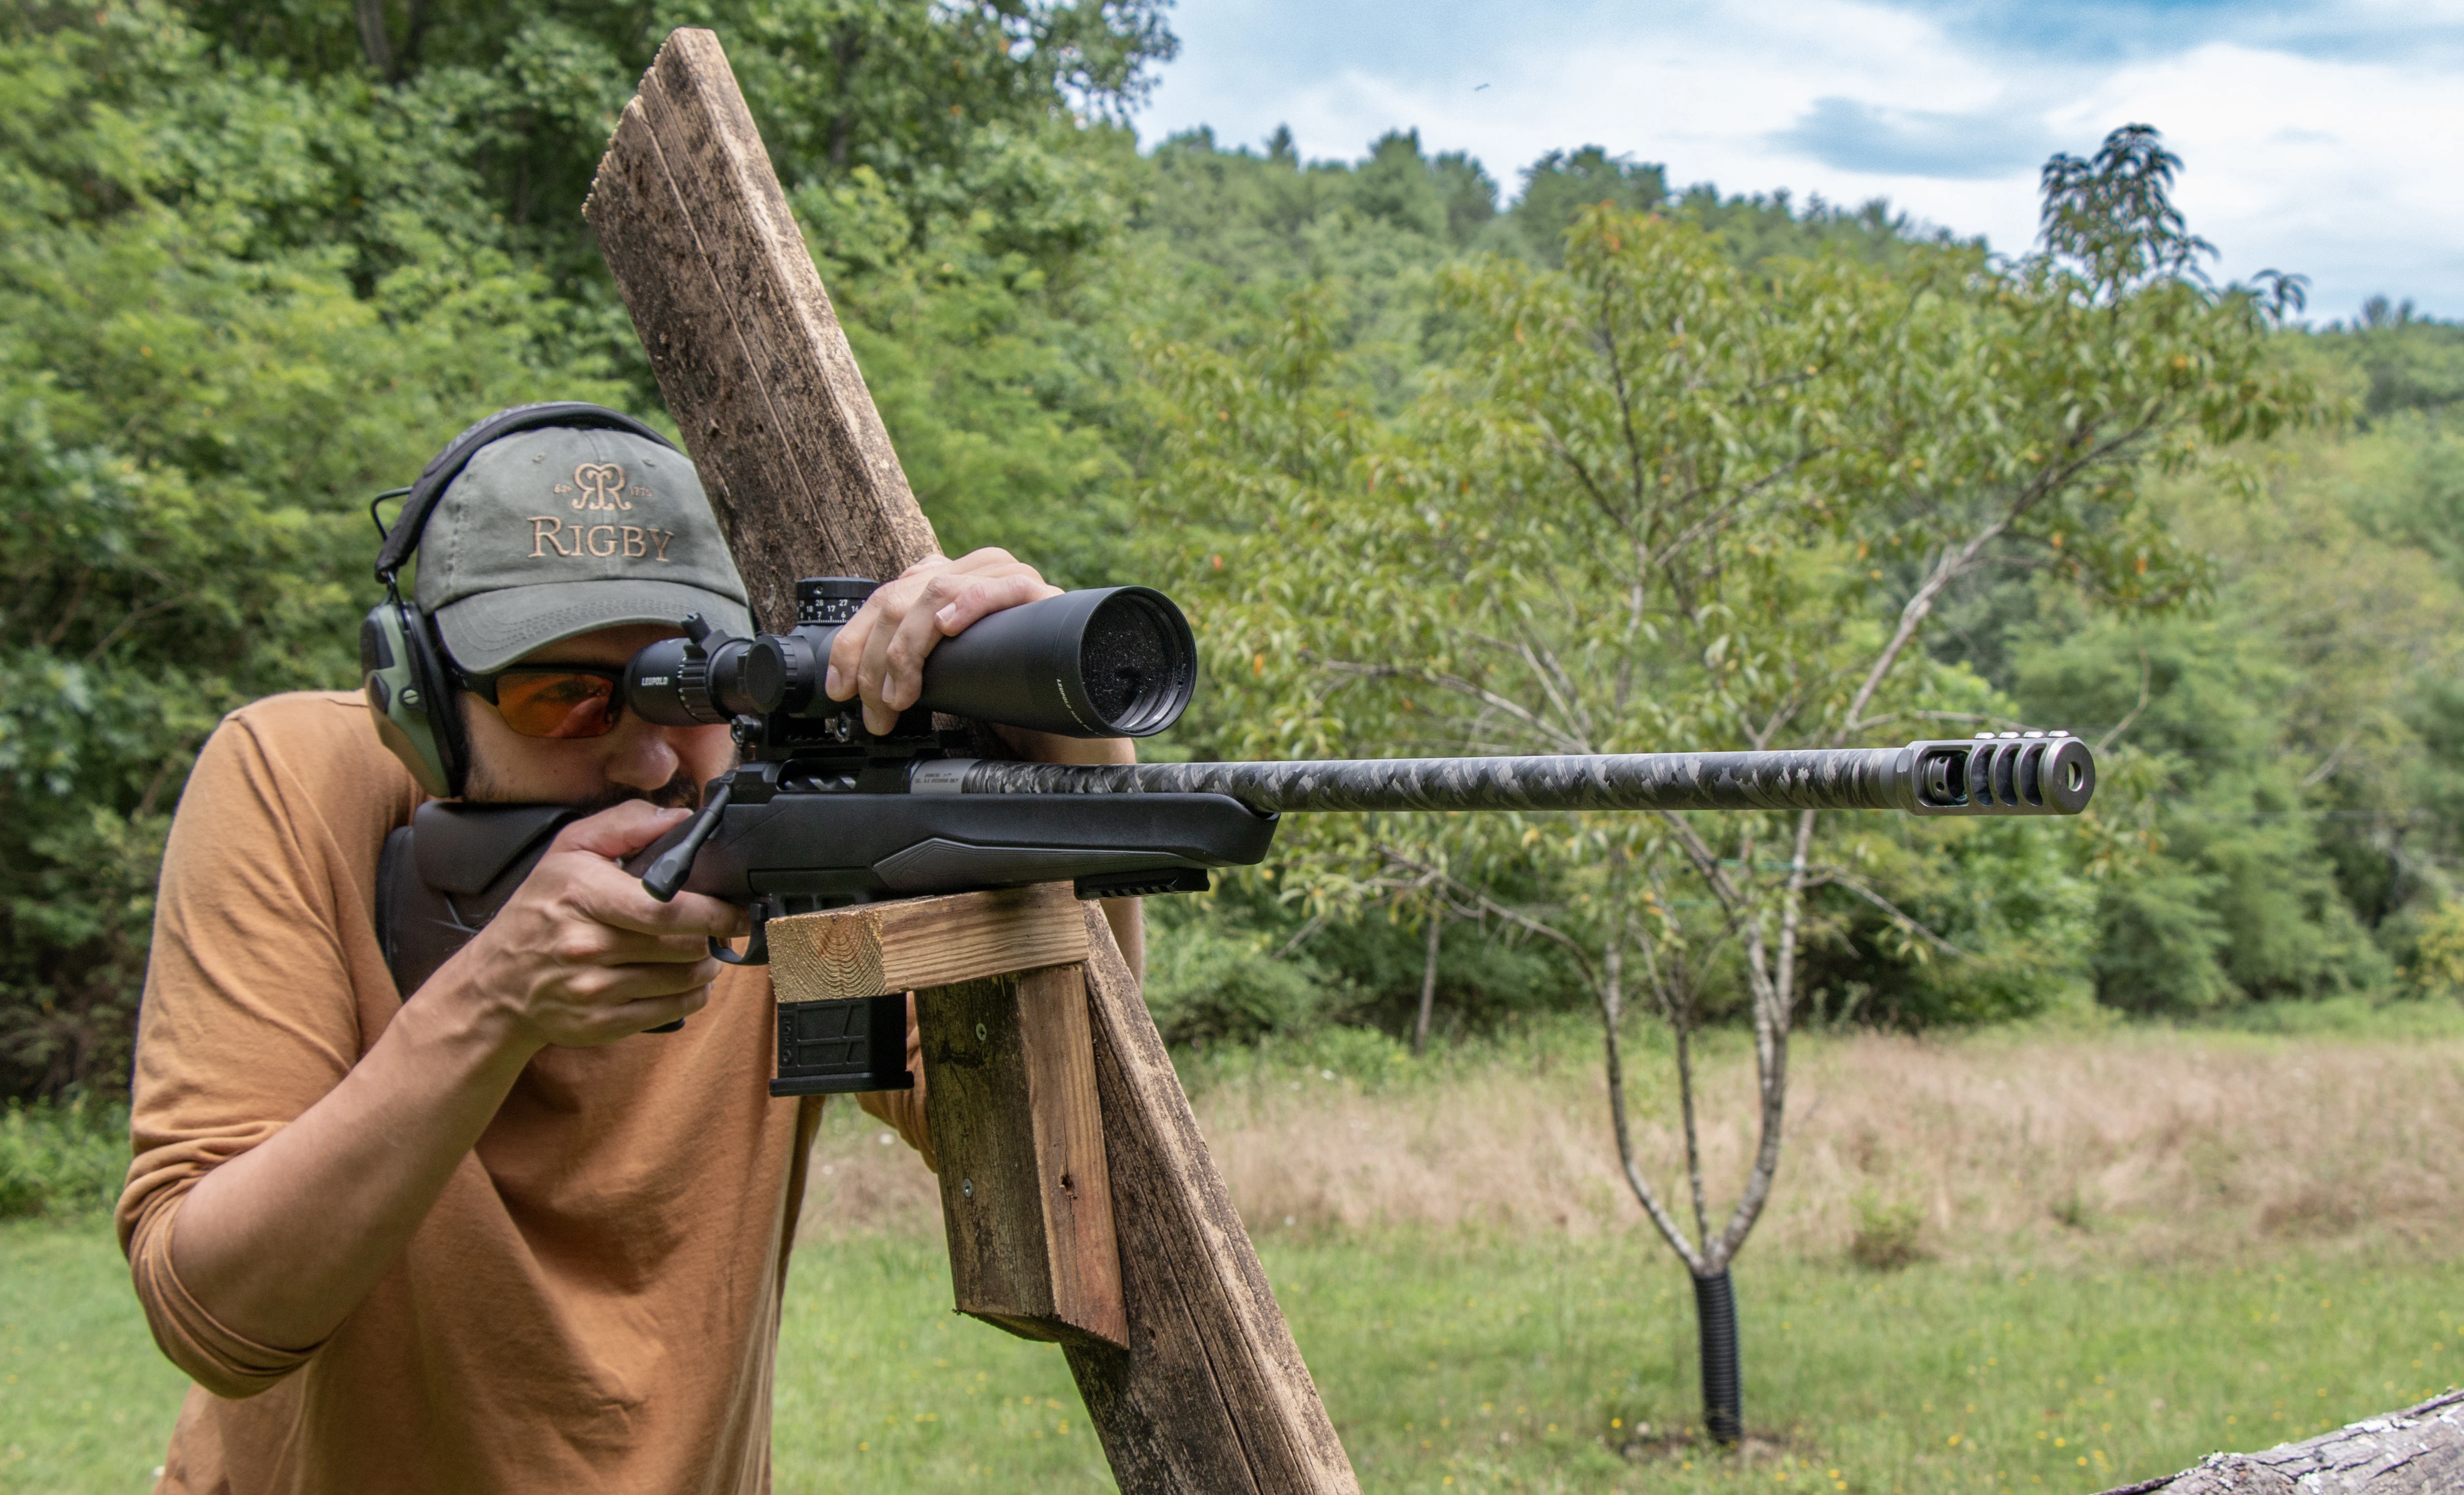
[[412, 426, 755, 672]]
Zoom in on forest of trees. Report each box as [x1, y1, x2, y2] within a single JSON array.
[[7, 0, 2464, 1101]]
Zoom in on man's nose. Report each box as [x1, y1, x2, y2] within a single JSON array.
[[604, 721, 684, 793]]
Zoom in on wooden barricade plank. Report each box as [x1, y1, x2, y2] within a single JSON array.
[[767, 889, 1119, 1347], [1066, 905, 1360, 1491], [583, 26, 933, 624], [584, 27, 1361, 1489], [917, 962, 1124, 1348], [764, 884, 1088, 1002]]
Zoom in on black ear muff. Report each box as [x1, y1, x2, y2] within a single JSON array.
[[365, 400, 674, 798], [360, 593, 466, 799]]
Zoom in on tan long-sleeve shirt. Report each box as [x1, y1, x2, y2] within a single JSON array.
[[118, 692, 927, 1494]]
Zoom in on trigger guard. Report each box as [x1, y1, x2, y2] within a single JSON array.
[[710, 897, 777, 966]]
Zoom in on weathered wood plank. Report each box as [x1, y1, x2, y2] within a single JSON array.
[[2094, 1391, 2464, 1494], [765, 883, 1087, 1003], [582, 27, 936, 627], [585, 28, 1356, 1489], [917, 964, 1126, 1349], [1065, 904, 1362, 1493]]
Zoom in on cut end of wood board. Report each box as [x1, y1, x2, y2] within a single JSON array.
[[579, 22, 938, 619], [767, 883, 1090, 1003], [583, 29, 713, 217]]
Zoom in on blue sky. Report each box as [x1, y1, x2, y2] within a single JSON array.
[[1134, 0, 2464, 321]]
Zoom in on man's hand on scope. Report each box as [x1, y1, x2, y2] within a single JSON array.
[[824, 548, 1062, 739], [437, 801, 744, 1052]]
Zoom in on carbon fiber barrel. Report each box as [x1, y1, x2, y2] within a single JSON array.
[[914, 733, 2096, 818]]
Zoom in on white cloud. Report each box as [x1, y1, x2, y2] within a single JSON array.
[[1138, 0, 2464, 319]]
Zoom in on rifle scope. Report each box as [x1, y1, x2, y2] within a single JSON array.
[[624, 577, 1197, 739]]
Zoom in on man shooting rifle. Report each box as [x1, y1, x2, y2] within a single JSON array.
[[118, 403, 1121, 1493], [120, 401, 2095, 1490]]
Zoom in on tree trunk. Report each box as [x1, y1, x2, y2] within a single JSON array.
[[1691, 1270, 1741, 1446], [2095, 1392, 2464, 1494], [352, 0, 394, 79], [1411, 913, 1441, 1056]]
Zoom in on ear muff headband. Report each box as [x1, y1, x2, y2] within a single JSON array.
[[363, 401, 679, 797]]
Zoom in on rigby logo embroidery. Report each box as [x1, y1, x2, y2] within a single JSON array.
[[527, 517, 678, 561], [549, 463, 654, 511]]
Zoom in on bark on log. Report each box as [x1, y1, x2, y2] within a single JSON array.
[[2094, 1392, 2464, 1494], [584, 28, 1359, 1490]]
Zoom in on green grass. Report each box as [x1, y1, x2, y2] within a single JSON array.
[[7, 1214, 2456, 1493], [0, 1219, 190, 1493]]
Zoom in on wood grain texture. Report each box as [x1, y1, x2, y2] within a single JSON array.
[[2094, 1392, 2464, 1494], [585, 29, 1353, 1487], [1064, 904, 1362, 1493], [765, 883, 1087, 1003], [917, 965, 1126, 1349], [582, 27, 938, 628]]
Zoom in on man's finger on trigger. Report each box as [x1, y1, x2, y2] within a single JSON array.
[[601, 961, 724, 1005], [595, 927, 727, 966]]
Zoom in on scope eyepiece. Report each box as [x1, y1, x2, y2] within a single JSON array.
[[622, 579, 1198, 739], [744, 633, 824, 716]]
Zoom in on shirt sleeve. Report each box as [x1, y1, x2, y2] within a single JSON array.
[[117, 695, 416, 1398], [855, 994, 935, 1172]]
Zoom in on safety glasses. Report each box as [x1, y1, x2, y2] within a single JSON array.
[[455, 665, 629, 740]]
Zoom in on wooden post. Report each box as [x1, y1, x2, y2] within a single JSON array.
[[765, 888, 1124, 1348], [582, 27, 932, 627], [915, 964, 1123, 1348], [1066, 905, 1360, 1488], [584, 28, 1361, 1491]]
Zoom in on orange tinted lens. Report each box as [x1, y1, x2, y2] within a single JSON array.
[[493, 672, 620, 738]]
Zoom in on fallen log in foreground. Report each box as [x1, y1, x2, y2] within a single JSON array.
[[2095, 1390, 2464, 1494]]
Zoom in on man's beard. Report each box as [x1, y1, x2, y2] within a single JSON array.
[[461, 758, 705, 814]]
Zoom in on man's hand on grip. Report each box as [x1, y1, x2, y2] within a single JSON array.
[[437, 801, 742, 1050]]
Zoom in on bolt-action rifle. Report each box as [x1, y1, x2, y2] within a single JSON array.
[[375, 577, 2095, 1096]]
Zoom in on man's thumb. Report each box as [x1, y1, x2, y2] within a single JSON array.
[[551, 801, 694, 861]]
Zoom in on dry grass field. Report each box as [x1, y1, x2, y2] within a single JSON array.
[[799, 1015, 2464, 1269], [758, 1013, 2464, 1490]]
